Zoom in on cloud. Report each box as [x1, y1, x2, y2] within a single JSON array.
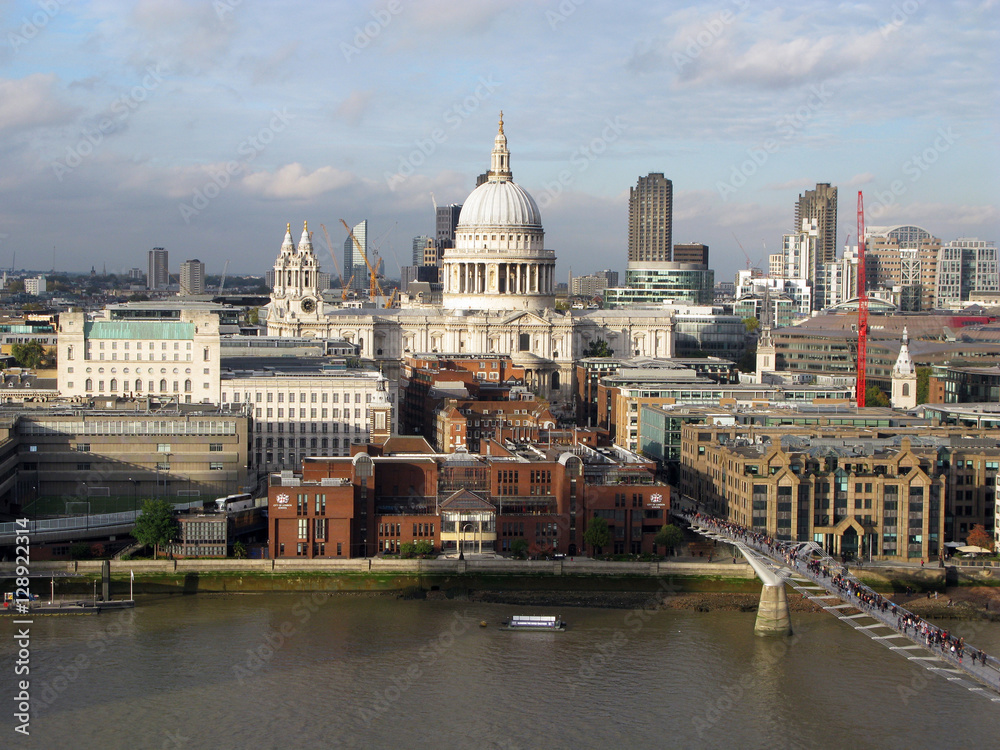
[[241, 163, 359, 200], [335, 90, 373, 127], [0, 74, 79, 136]]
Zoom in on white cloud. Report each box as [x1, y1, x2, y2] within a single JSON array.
[[241, 163, 359, 200], [0, 74, 79, 136]]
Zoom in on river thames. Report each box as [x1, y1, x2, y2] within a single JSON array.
[[4, 593, 1000, 749]]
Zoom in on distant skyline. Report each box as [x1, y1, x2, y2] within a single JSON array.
[[0, 0, 996, 286]]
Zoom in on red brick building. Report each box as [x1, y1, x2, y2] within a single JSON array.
[[268, 438, 671, 559]]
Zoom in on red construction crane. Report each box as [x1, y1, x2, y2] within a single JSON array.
[[856, 191, 868, 407]]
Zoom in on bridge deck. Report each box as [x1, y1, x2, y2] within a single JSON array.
[[677, 509, 1000, 703]]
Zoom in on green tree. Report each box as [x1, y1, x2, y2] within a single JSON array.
[[398, 542, 416, 558], [583, 338, 614, 358], [414, 540, 434, 557], [232, 541, 248, 559], [865, 385, 890, 407], [245, 307, 260, 325], [583, 517, 611, 554], [736, 345, 757, 373], [654, 524, 684, 556], [131, 499, 179, 559], [742, 316, 760, 334], [510, 538, 529, 559], [916, 367, 931, 405], [10, 341, 46, 369]]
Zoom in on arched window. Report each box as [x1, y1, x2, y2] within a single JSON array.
[[551, 372, 560, 390], [159, 379, 167, 392], [110, 378, 117, 392], [902, 383, 909, 397], [184, 379, 192, 392], [85, 378, 93, 391], [135, 378, 142, 391]]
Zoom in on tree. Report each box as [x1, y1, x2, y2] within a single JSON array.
[[131, 499, 179, 559], [398, 542, 415, 558], [654, 524, 684, 556], [232, 541, 248, 559], [967, 524, 994, 552], [736, 345, 757, 373], [510, 538, 528, 559], [414, 540, 434, 557], [583, 338, 614, 358], [583, 517, 611, 554], [916, 367, 931, 405], [865, 385, 890, 407], [10, 341, 46, 369], [742, 316, 760, 334]]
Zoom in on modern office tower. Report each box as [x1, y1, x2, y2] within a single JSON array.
[[127, 268, 144, 280], [24, 276, 46, 295], [673, 243, 709, 266], [794, 183, 838, 270], [147, 248, 168, 290], [179, 259, 205, 296], [571, 270, 620, 297], [936, 239, 1000, 308], [343, 220, 368, 293], [435, 204, 462, 261], [412, 236, 434, 266], [865, 225, 942, 311], [628, 173, 673, 264]]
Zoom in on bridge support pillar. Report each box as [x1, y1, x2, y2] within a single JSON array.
[[755, 584, 791, 636]]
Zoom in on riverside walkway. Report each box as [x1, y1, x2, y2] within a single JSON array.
[[674, 509, 1000, 703]]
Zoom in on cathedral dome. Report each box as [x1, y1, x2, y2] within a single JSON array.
[[458, 179, 541, 229]]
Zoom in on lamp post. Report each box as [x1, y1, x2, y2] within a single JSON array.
[[461, 522, 474, 560]]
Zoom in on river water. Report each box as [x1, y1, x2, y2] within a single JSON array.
[[5, 593, 1000, 749]]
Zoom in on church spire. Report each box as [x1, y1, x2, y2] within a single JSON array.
[[488, 111, 511, 181], [298, 220, 314, 255], [892, 326, 914, 377], [281, 222, 295, 254]]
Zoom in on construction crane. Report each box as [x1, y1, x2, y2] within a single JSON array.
[[856, 191, 869, 407], [218, 259, 230, 294], [340, 218, 385, 302], [342, 274, 355, 301], [733, 232, 751, 270], [319, 224, 347, 290]]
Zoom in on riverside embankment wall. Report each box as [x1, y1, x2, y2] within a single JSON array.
[[2, 558, 761, 596]]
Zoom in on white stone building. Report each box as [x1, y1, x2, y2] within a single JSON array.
[[264, 116, 675, 413]]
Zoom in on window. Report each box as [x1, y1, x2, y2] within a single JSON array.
[[209, 462, 224, 470], [158, 443, 171, 453], [209, 443, 223, 452]]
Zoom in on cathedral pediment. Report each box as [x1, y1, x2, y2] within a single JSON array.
[[499, 310, 549, 327]]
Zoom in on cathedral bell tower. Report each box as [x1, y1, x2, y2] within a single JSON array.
[[891, 327, 917, 410], [269, 221, 323, 327]]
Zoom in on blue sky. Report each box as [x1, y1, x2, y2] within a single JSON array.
[[0, 0, 996, 285]]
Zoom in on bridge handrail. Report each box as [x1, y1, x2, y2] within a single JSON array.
[[674, 506, 1000, 686]]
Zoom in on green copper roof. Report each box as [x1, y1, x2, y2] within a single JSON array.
[[85, 321, 195, 340]]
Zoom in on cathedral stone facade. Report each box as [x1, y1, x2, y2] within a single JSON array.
[[265, 116, 675, 414]]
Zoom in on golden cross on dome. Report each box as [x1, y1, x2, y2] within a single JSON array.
[[498, 111, 504, 134]]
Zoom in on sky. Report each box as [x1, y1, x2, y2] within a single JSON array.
[[0, 0, 997, 286]]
